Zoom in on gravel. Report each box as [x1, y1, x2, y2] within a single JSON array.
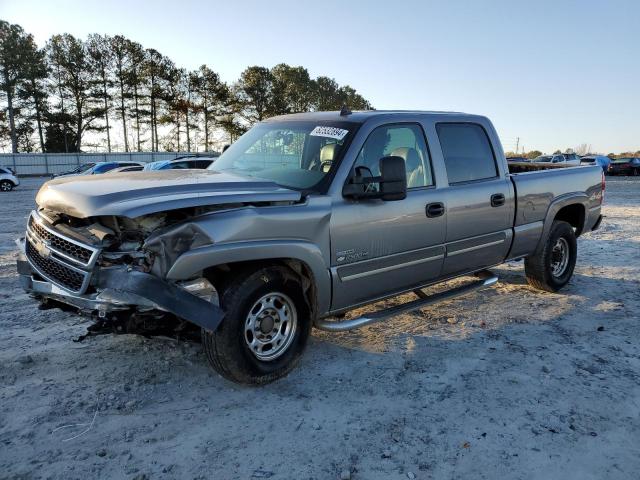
[[1, 176, 639, 479]]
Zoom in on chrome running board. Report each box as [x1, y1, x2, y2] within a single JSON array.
[[314, 270, 498, 332]]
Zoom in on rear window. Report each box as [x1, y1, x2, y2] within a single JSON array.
[[436, 123, 497, 184]]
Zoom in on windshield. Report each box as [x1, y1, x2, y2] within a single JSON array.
[[209, 120, 358, 191], [64, 163, 95, 174], [534, 155, 553, 162], [612, 158, 632, 163]]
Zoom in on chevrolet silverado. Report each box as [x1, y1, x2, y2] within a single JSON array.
[[17, 110, 604, 384]]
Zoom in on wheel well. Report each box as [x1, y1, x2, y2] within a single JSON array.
[[554, 204, 585, 236], [204, 258, 317, 315]]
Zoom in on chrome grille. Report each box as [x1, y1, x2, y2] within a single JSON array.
[[25, 239, 87, 292], [24, 210, 100, 294], [29, 217, 93, 264], [27, 212, 98, 267]]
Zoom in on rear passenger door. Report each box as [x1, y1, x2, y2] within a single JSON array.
[[435, 123, 514, 275]]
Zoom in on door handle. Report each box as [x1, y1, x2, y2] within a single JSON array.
[[426, 202, 445, 218], [491, 193, 505, 207]]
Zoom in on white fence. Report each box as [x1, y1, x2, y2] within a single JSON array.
[[0, 152, 197, 175]]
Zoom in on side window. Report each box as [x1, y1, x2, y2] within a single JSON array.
[[195, 160, 213, 169], [436, 123, 497, 184], [100, 164, 119, 173], [353, 124, 433, 188], [171, 161, 191, 169]]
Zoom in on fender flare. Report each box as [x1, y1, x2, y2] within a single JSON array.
[[165, 240, 332, 315], [535, 193, 588, 253]]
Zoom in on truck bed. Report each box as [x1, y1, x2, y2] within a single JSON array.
[[507, 161, 574, 174]]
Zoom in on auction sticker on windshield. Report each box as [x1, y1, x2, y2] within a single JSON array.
[[310, 126, 349, 140]]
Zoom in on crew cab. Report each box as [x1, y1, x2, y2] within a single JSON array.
[[16, 111, 604, 384]]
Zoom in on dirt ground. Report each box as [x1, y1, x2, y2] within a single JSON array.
[[1, 176, 639, 480]]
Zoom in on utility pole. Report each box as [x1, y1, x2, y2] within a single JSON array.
[[515, 137, 520, 154]]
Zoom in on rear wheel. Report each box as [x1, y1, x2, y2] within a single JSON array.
[[525, 220, 577, 292], [202, 266, 311, 384], [0, 180, 13, 192]]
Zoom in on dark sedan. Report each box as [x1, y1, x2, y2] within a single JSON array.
[[608, 157, 640, 176]]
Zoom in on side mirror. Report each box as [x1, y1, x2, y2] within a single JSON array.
[[343, 155, 407, 201], [378, 155, 407, 201], [222, 144, 231, 153]]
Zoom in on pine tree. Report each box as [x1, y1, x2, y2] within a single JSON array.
[[87, 34, 113, 151], [47, 34, 105, 151], [0, 21, 33, 153]]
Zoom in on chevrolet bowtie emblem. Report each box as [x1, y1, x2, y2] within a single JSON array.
[[34, 238, 52, 258]]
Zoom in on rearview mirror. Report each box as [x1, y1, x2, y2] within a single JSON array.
[[343, 155, 407, 201]]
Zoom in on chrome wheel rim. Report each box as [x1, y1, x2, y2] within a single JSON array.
[[0, 182, 10, 191], [244, 292, 297, 361], [550, 237, 570, 277]]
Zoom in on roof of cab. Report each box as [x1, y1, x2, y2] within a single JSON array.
[[265, 110, 477, 124]]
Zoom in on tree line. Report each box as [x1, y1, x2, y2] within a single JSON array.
[[0, 20, 372, 154]]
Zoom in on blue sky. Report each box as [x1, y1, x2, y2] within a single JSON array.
[[2, 0, 638, 153]]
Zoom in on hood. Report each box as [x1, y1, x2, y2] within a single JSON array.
[[36, 169, 302, 218]]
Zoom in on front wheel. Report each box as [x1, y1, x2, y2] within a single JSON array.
[[202, 266, 311, 384], [525, 220, 577, 292], [0, 180, 13, 192]]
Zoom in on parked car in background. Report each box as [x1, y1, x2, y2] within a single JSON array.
[[55, 161, 143, 178], [54, 163, 96, 177], [607, 157, 640, 176], [532, 154, 567, 164], [0, 166, 19, 191], [580, 155, 611, 173], [562, 153, 581, 165], [106, 165, 144, 174], [506, 156, 529, 163], [143, 157, 216, 171]]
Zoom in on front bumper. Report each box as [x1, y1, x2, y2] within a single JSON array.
[[17, 237, 224, 331]]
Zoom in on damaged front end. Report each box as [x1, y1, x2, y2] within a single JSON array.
[[17, 208, 224, 331]]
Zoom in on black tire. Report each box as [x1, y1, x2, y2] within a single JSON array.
[[0, 180, 13, 192], [202, 265, 311, 385], [525, 220, 577, 292]]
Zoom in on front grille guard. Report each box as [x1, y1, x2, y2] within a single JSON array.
[[24, 210, 100, 294]]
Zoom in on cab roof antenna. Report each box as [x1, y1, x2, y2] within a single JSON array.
[[340, 105, 352, 116]]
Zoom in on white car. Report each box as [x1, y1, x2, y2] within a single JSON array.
[[532, 154, 580, 166], [0, 166, 19, 191]]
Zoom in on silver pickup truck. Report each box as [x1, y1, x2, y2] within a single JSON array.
[[17, 111, 604, 384]]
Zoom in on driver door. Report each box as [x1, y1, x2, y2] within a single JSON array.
[[329, 123, 446, 310]]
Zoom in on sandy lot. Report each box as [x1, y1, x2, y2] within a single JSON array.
[[1, 177, 639, 480]]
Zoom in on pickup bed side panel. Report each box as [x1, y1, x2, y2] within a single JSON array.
[[508, 166, 602, 258]]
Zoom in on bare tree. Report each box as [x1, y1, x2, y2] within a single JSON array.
[[575, 143, 589, 156]]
